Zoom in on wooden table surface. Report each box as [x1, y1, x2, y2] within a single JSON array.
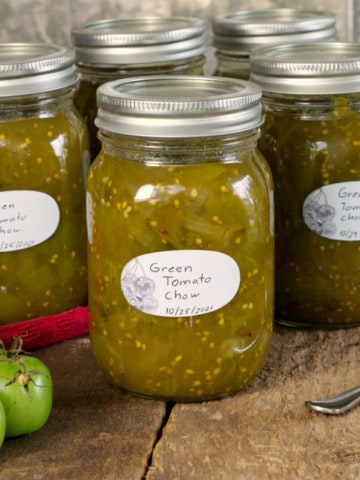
[[1, 325, 359, 480]]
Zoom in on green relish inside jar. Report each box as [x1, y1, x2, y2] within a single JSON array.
[[0, 44, 89, 324], [251, 42, 360, 328], [87, 76, 274, 401]]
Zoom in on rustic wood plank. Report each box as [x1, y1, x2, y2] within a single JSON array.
[[147, 326, 360, 479], [1, 327, 360, 479], [0, 337, 166, 480]]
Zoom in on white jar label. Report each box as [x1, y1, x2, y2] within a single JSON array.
[[120, 250, 241, 317], [0, 190, 60, 252], [303, 181, 360, 241]]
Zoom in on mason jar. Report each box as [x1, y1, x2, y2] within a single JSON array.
[[0, 43, 89, 324], [251, 42, 360, 328], [212, 9, 336, 80], [71, 16, 207, 162], [86, 75, 274, 401]]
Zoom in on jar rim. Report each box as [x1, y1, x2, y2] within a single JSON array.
[[250, 42, 360, 94], [95, 75, 263, 137], [0, 43, 77, 97], [213, 9, 336, 36], [71, 16, 207, 65], [212, 9, 337, 53]]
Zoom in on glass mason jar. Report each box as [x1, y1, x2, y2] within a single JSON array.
[[212, 9, 336, 80], [0, 44, 89, 324], [86, 76, 274, 401], [71, 16, 207, 162], [251, 42, 360, 328]]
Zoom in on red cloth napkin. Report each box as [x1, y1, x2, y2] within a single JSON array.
[[0, 306, 89, 350]]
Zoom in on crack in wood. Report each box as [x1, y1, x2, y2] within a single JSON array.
[[142, 402, 175, 479]]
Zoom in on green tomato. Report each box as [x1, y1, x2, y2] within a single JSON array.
[[0, 355, 53, 437], [0, 400, 5, 447]]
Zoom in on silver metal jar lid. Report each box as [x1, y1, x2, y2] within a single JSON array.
[[71, 17, 207, 65], [95, 75, 263, 138], [0, 43, 77, 97], [212, 9, 337, 53], [250, 42, 360, 95]]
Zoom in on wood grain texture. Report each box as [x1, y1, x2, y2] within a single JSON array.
[[0, 337, 166, 480], [147, 326, 360, 480], [1, 326, 359, 479]]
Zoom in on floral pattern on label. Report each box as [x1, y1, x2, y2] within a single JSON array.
[[120, 249, 241, 318], [303, 181, 360, 241]]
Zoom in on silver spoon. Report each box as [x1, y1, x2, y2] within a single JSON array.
[[305, 385, 360, 415]]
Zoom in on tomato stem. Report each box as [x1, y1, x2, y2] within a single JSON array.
[[3, 359, 48, 397]]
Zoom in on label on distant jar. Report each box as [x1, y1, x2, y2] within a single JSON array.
[[120, 250, 240, 317], [0, 190, 60, 252], [303, 181, 360, 241]]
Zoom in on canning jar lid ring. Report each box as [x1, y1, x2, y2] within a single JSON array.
[[213, 28, 336, 54], [0, 43, 74, 76], [250, 42, 360, 94], [72, 16, 206, 46], [0, 43, 77, 96], [212, 9, 336, 53], [71, 16, 206, 65], [212, 8, 336, 36], [95, 75, 263, 137], [73, 40, 207, 66]]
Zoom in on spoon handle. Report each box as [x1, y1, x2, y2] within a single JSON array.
[[305, 385, 360, 415]]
